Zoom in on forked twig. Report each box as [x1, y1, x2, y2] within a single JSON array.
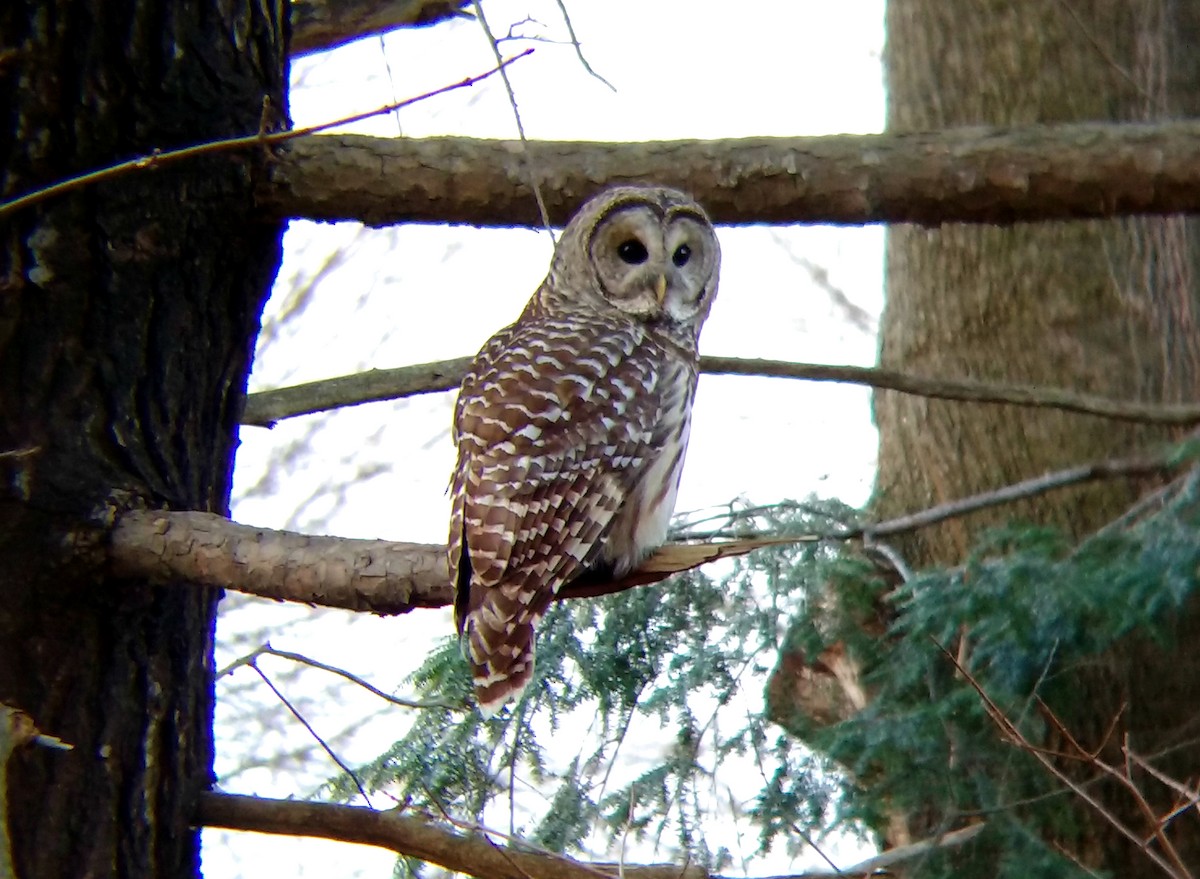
[[940, 642, 1192, 879], [218, 642, 458, 710], [552, 0, 616, 91]]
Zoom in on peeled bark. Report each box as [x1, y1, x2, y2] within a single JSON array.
[[0, 3, 286, 876]]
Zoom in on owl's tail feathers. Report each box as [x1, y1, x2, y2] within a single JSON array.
[[462, 613, 537, 718]]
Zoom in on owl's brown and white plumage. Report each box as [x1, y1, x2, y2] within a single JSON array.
[[448, 185, 721, 715]]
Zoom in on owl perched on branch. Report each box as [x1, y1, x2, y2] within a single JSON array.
[[448, 185, 722, 715]]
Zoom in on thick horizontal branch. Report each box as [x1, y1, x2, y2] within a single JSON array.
[[261, 121, 1200, 228], [197, 791, 979, 879], [109, 510, 450, 615], [107, 509, 770, 615], [107, 452, 1173, 615], [290, 0, 469, 57], [241, 354, 1200, 428], [199, 793, 703, 879]]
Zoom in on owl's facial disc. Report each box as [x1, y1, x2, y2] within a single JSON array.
[[588, 205, 716, 323]]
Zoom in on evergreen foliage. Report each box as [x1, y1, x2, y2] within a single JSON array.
[[328, 472, 1200, 877]]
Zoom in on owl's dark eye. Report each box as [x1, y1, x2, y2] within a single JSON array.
[[672, 244, 692, 267], [617, 239, 649, 265]]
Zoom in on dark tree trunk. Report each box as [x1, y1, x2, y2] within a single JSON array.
[[0, 3, 286, 876]]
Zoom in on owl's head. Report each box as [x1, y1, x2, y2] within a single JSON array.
[[545, 185, 721, 334]]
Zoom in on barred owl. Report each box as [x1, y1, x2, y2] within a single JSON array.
[[448, 185, 721, 715]]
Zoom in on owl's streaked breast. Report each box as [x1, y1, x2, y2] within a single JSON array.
[[599, 354, 695, 576]]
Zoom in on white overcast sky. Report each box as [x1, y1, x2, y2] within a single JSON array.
[[204, 3, 886, 876]]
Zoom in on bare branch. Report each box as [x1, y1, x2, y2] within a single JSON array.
[[290, 0, 471, 57], [551, 0, 615, 91], [106, 508, 789, 614], [241, 353, 1200, 428], [844, 823, 985, 873], [218, 643, 459, 710], [242, 357, 471, 426], [106, 452, 1175, 614], [195, 792, 983, 879], [860, 454, 1173, 539], [108, 509, 450, 615], [944, 648, 1192, 879], [262, 120, 1200, 228], [470, 0, 553, 235], [198, 793, 706, 879]]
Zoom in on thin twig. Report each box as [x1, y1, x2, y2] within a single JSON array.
[[1051, 0, 1164, 113], [941, 644, 1189, 879], [471, 1, 553, 236], [858, 454, 1172, 540], [0, 49, 533, 219], [788, 822, 845, 874], [769, 232, 876, 336], [424, 781, 547, 879], [247, 659, 374, 807], [0, 447, 38, 460], [1126, 750, 1200, 824], [552, 0, 616, 91], [427, 802, 620, 879], [265, 643, 455, 709], [1110, 735, 1190, 877]]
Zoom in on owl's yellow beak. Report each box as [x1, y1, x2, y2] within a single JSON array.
[[654, 274, 668, 305]]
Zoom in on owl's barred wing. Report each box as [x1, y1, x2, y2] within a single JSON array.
[[457, 465, 629, 712], [448, 317, 675, 715]]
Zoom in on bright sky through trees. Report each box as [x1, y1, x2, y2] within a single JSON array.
[[206, 4, 885, 875]]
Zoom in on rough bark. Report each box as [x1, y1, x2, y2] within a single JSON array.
[[261, 123, 1200, 228], [106, 510, 806, 615], [866, 0, 1200, 870], [0, 3, 286, 877], [107, 447, 1175, 617]]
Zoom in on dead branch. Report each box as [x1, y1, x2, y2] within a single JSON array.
[[243, 357, 471, 426], [196, 791, 980, 879], [108, 509, 450, 615], [107, 508, 783, 614], [262, 120, 1200, 228], [290, 0, 470, 57], [218, 642, 457, 709], [945, 647, 1193, 879], [198, 792, 706, 879], [106, 453, 1174, 615], [241, 354, 1200, 428]]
